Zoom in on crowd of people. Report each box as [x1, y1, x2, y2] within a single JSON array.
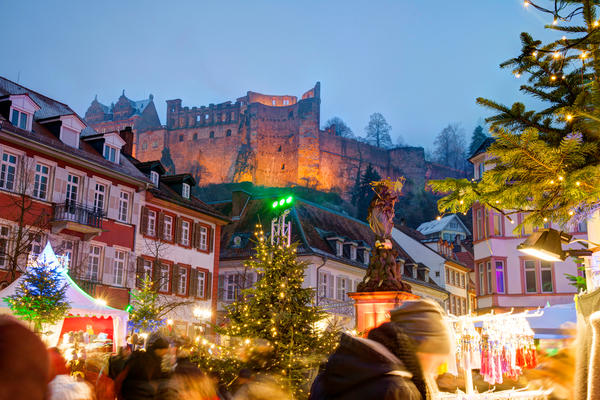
[[1, 299, 457, 400]]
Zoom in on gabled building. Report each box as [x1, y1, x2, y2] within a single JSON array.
[[0, 76, 150, 309], [417, 214, 471, 242], [133, 161, 229, 336], [469, 139, 585, 312], [392, 225, 471, 315], [211, 191, 448, 328]]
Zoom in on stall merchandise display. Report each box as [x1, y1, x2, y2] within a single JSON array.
[[436, 388, 551, 400]]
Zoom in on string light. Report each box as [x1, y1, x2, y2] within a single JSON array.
[[515, 72, 521, 78], [566, 114, 573, 121], [594, 20, 599, 27], [581, 52, 588, 59], [532, 51, 538, 57], [553, 18, 558, 25], [551, 75, 557, 81], [553, 51, 560, 59]]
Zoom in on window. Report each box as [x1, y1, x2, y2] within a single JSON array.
[[29, 233, 43, 256], [197, 270, 206, 298], [336, 241, 343, 257], [33, 164, 50, 200], [103, 145, 118, 163], [525, 260, 537, 293], [66, 174, 79, 204], [150, 171, 159, 186], [226, 274, 239, 301], [541, 261, 554, 293], [152, 141, 158, 149], [0, 153, 17, 191], [142, 141, 148, 150], [196, 115, 201, 122], [60, 240, 75, 268], [182, 183, 190, 199], [10, 109, 28, 130], [495, 260, 505, 294], [476, 209, 483, 240], [178, 267, 188, 295], [118, 191, 130, 223], [87, 245, 101, 281], [462, 298, 467, 315], [160, 265, 170, 292], [460, 273, 465, 288], [319, 272, 329, 298], [578, 220, 588, 233], [283, 99, 290, 105], [452, 296, 457, 314], [350, 246, 357, 261], [94, 183, 106, 213], [493, 214, 503, 236], [478, 263, 485, 295], [193, 133, 198, 141], [486, 262, 493, 294], [114, 251, 126, 286], [163, 215, 173, 241], [363, 249, 370, 265], [445, 267, 450, 283], [281, 164, 285, 170], [179, 135, 184, 142], [477, 162, 484, 179], [181, 221, 190, 246], [205, 114, 209, 120], [226, 129, 231, 137], [0, 226, 9, 268], [272, 99, 276, 106], [209, 131, 214, 138], [147, 210, 156, 236], [451, 270, 456, 286], [142, 260, 153, 282], [199, 226, 208, 251], [336, 277, 348, 301]]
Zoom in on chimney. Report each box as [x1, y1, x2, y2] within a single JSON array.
[[231, 190, 252, 221], [119, 126, 134, 157]]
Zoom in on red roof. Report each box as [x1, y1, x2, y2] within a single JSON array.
[[454, 251, 474, 271]]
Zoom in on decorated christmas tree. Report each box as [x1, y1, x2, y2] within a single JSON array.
[[128, 275, 165, 333], [430, 1, 600, 230], [4, 250, 70, 334], [221, 226, 339, 397]]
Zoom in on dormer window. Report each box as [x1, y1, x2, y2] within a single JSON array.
[[364, 249, 370, 265], [150, 171, 159, 186], [182, 183, 190, 199], [103, 144, 119, 163], [350, 245, 357, 261], [10, 109, 29, 130], [336, 241, 343, 257], [8, 94, 39, 132]]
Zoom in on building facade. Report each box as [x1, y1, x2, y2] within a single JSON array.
[[470, 139, 585, 312]]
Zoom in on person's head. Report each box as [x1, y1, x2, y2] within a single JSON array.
[[118, 345, 131, 357], [0, 316, 49, 400], [388, 299, 451, 374], [146, 332, 170, 357], [237, 368, 253, 385]]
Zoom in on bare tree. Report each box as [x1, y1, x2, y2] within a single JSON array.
[[365, 113, 393, 148], [0, 156, 51, 285], [433, 123, 467, 170], [324, 117, 354, 138]]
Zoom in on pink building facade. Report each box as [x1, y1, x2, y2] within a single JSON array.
[[471, 140, 585, 312]]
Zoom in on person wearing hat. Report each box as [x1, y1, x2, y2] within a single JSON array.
[[120, 332, 171, 400], [309, 299, 451, 400]]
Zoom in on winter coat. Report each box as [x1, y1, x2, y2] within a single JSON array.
[[309, 334, 422, 400], [120, 350, 168, 400]]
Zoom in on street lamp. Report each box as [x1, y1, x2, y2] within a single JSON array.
[[517, 228, 599, 261]]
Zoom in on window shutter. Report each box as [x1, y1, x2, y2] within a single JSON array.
[[157, 212, 165, 239], [209, 227, 214, 253], [189, 268, 198, 297], [336, 276, 342, 300], [140, 206, 148, 234], [136, 257, 144, 288], [206, 271, 212, 300], [172, 265, 180, 294], [218, 274, 224, 300], [192, 223, 200, 249], [103, 247, 115, 285], [152, 261, 161, 289], [327, 273, 334, 298], [175, 217, 182, 245]]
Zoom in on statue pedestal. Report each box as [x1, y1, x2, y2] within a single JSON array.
[[348, 291, 419, 336]]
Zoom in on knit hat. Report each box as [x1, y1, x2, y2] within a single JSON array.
[[389, 299, 450, 355], [146, 332, 169, 350]]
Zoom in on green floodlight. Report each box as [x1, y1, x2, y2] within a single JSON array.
[[125, 304, 133, 312], [279, 199, 285, 206], [286, 196, 293, 204], [272, 201, 278, 208], [272, 195, 295, 209]]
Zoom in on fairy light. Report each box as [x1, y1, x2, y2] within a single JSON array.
[[515, 72, 521, 78], [581, 52, 588, 59], [576, 181, 581, 186], [553, 51, 560, 59], [558, 175, 564, 181], [551, 75, 557, 81], [569, 211, 575, 216], [523, 0, 529, 7], [553, 18, 558, 25], [594, 20, 599, 27], [532, 51, 538, 57]]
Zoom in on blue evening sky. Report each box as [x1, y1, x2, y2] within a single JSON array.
[[0, 0, 557, 149]]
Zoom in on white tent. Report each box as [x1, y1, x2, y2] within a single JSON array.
[[0, 243, 129, 350], [528, 302, 577, 340]]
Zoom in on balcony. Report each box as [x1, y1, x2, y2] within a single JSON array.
[[51, 201, 104, 240]]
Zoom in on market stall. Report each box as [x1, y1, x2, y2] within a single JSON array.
[[0, 243, 129, 352]]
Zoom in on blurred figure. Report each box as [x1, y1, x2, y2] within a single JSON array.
[[232, 376, 290, 400], [48, 347, 70, 380], [109, 346, 132, 380], [0, 316, 50, 400], [48, 374, 94, 400], [84, 355, 115, 400], [120, 332, 170, 400], [309, 299, 450, 400]]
